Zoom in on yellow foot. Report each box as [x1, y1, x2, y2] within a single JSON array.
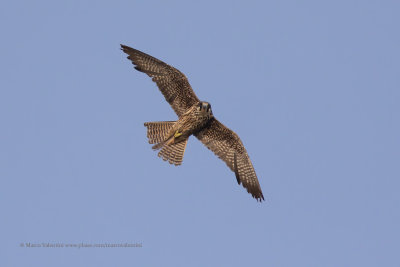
[[174, 130, 183, 138]]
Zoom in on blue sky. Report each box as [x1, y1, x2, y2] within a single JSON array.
[[1, 0, 399, 266]]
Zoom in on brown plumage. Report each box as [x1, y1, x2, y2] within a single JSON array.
[[195, 119, 264, 201], [121, 44, 199, 117], [121, 44, 264, 201], [144, 121, 175, 144], [158, 139, 188, 166]]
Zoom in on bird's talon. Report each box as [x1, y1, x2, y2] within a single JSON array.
[[174, 131, 182, 138]]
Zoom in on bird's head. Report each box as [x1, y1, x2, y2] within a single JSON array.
[[197, 101, 213, 116]]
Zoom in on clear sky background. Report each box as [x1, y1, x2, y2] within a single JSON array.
[[1, 0, 399, 266]]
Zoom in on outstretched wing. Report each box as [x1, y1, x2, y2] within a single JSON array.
[[195, 118, 264, 201], [121, 44, 200, 117]]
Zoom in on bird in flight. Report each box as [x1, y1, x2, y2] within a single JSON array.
[[121, 44, 264, 201]]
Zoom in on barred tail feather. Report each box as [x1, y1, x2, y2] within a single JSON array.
[[158, 139, 188, 166], [144, 121, 175, 144]]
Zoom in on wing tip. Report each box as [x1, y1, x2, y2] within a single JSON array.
[[120, 44, 128, 52], [234, 152, 264, 202], [120, 44, 136, 55], [120, 43, 129, 50], [249, 187, 265, 202], [256, 192, 265, 202]]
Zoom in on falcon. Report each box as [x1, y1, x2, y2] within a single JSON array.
[[121, 44, 264, 201]]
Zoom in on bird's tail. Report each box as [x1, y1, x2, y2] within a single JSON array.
[[144, 121, 175, 144], [144, 121, 188, 166], [156, 138, 188, 166]]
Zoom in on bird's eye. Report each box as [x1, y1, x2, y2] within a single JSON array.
[[207, 105, 211, 112], [198, 103, 202, 110]]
